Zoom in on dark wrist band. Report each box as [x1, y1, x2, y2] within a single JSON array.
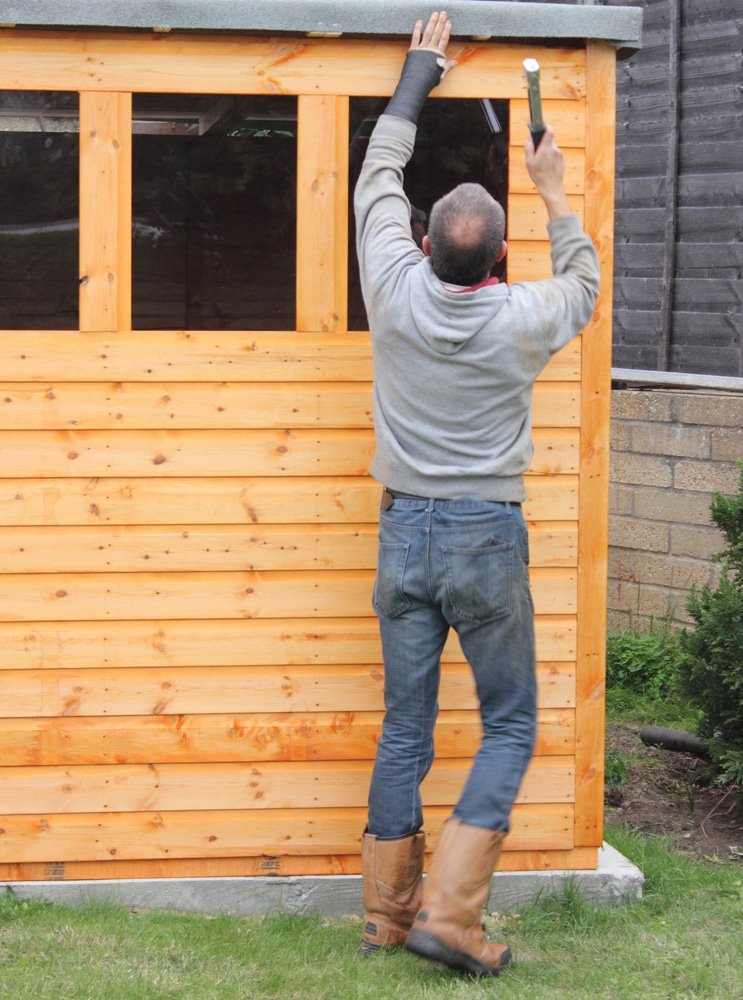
[[385, 49, 446, 124]]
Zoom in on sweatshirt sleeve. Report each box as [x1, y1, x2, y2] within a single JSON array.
[[529, 215, 601, 356], [353, 114, 423, 310]]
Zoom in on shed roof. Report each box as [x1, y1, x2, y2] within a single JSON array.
[[3, 1, 643, 50]]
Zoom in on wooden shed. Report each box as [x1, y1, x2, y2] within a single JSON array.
[[0, 1, 642, 886]]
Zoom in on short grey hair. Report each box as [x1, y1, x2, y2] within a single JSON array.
[[427, 183, 506, 286]]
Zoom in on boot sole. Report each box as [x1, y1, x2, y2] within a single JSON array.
[[405, 928, 511, 978]]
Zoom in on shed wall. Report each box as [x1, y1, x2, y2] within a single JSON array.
[[0, 31, 614, 879]]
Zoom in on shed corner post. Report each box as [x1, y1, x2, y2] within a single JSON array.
[[574, 39, 617, 852]]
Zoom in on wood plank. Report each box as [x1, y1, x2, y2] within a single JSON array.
[[510, 147, 585, 195], [0, 475, 579, 525], [296, 96, 349, 332], [0, 429, 375, 478], [0, 802, 573, 862], [0, 708, 575, 765], [0, 330, 578, 382], [0, 845, 599, 880], [508, 194, 584, 241], [0, 566, 576, 621], [0, 520, 576, 573], [0, 615, 577, 670], [0, 382, 375, 430], [0, 757, 574, 814], [575, 42, 615, 849], [0, 32, 585, 100], [0, 380, 577, 429], [79, 92, 132, 332], [0, 662, 575, 717], [509, 99, 586, 148], [0, 427, 577, 478], [0, 331, 374, 383], [507, 242, 553, 282]]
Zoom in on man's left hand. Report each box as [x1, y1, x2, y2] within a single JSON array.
[[409, 11, 456, 78]]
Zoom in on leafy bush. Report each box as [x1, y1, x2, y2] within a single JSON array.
[[606, 628, 685, 701], [680, 466, 743, 786]]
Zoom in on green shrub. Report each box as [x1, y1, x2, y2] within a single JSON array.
[[606, 628, 685, 700], [680, 466, 743, 786]]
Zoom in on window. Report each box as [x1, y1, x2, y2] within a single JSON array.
[[132, 94, 297, 330], [348, 97, 509, 330], [0, 91, 79, 329]]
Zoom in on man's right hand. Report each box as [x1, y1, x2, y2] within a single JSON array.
[[525, 126, 572, 221]]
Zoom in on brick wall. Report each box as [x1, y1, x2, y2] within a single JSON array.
[[608, 388, 743, 632]]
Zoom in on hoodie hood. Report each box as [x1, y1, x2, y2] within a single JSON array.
[[404, 258, 510, 355]]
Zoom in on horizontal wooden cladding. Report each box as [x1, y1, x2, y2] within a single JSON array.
[[507, 243, 554, 282], [0, 522, 577, 574], [0, 758, 574, 815], [0, 32, 585, 100], [0, 662, 575, 718], [0, 429, 373, 478], [0, 709, 574, 766], [0, 844, 601, 880], [510, 148, 585, 195], [0, 428, 577, 478], [0, 615, 577, 670], [0, 803, 573, 863], [1, 567, 576, 621], [510, 99, 586, 148], [0, 381, 579, 429], [0, 475, 579, 527], [0, 332, 580, 383], [509, 194, 584, 241]]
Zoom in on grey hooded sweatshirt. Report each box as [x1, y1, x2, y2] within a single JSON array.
[[354, 113, 600, 502]]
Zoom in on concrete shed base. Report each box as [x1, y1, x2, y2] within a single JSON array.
[[4, 844, 643, 917]]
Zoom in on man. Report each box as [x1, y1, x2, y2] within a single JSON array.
[[355, 12, 599, 978]]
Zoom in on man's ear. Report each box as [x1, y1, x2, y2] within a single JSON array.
[[496, 240, 508, 263], [422, 234, 432, 257]]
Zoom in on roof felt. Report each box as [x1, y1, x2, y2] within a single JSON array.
[[3, 1, 643, 49]]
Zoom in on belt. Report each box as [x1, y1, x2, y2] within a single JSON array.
[[381, 487, 427, 509], [381, 487, 520, 510]]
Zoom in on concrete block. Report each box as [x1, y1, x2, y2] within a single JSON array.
[[610, 515, 669, 553], [632, 486, 713, 526], [671, 524, 724, 561], [672, 393, 743, 429], [635, 584, 674, 620], [711, 427, 743, 463], [607, 608, 633, 632], [609, 452, 673, 487], [611, 452, 672, 488], [611, 390, 673, 422], [610, 422, 632, 451], [630, 422, 710, 459], [3, 845, 644, 917], [673, 460, 741, 494], [670, 557, 716, 592], [608, 484, 636, 516]]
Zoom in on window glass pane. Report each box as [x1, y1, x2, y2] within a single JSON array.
[[132, 95, 297, 330], [349, 98, 509, 331], [0, 92, 79, 329]]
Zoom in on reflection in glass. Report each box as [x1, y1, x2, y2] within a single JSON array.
[[0, 92, 79, 329], [348, 98, 509, 330], [132, 95, 297, 330]]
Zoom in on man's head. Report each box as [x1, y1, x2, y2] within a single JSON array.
[[423, 183, 507, 286]]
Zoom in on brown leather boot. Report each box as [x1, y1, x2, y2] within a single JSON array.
[[404, 817, 511, 977], [360, 831, 426, 956]]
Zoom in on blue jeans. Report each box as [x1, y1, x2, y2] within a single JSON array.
[[367, 495, 537, 839]]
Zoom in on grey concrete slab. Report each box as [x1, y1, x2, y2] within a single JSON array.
[[4, 843, 643, 916], [4, 1, 643, 50]]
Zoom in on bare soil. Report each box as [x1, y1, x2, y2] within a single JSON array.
[[605, 722, 743, 863]]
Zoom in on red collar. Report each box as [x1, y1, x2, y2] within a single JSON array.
[[450, 276, 500, 293]]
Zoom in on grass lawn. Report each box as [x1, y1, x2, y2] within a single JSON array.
[[1, 823, 742, 1000]]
